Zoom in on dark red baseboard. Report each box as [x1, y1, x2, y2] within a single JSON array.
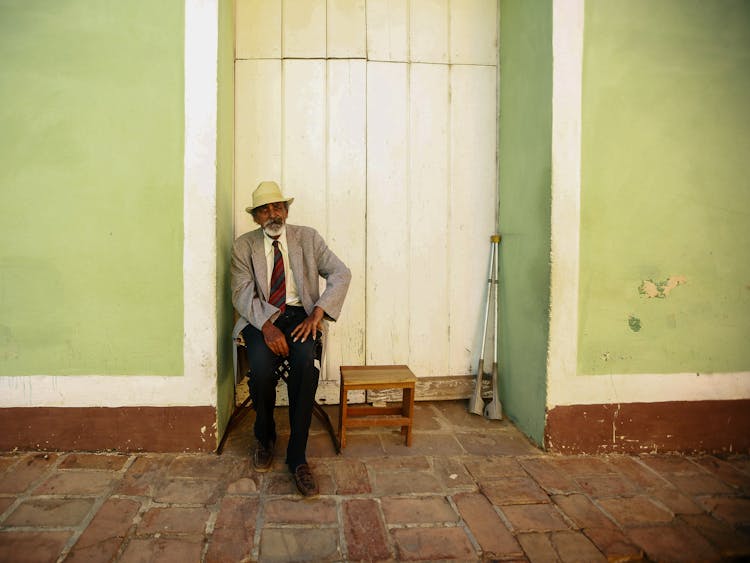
[[545, 399, 750, 455], [0, 406, 217, 453]]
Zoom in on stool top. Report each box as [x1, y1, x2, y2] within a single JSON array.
[[340, 365, 416, 385]]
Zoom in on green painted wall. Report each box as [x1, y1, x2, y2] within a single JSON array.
[[216, 0, 236, 440], [0, 1, 184, 376], [579, 0, 750, 375], [497, 0, 553, 445]]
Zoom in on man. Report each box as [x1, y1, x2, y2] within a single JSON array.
[[231, 181, 351, 497]]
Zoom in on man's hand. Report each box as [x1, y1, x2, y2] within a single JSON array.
[[291, 306, 324, 343], [262, 320, 289, 356]]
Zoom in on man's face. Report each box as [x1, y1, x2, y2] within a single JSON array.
[[252, 201, 288, 237]]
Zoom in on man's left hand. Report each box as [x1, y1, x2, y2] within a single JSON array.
[[291, 306, 324, 343]]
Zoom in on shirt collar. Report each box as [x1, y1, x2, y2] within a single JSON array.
[[263, 226, 288, 256]]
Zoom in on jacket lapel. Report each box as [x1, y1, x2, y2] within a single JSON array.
[[251, 230, 269, 300], [286, 225, 305, 301]]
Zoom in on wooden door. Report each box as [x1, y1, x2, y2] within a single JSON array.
[[235, 0, 498, 401]]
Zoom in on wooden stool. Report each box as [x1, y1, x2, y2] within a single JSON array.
[[338, 365, 417, 448]]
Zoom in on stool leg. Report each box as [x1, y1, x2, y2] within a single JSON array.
[[338, 382, 347, 449], [403, 385, 415, 446]]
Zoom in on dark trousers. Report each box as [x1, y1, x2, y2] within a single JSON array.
[[241, 306, 319, 470]]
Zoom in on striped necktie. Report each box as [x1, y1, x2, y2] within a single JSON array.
[[269, 240, 286, 312]]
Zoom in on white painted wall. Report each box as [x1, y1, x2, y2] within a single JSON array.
[[235, 0, 498, 384]]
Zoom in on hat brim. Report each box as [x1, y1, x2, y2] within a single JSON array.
[[245, 196, 294, 214]]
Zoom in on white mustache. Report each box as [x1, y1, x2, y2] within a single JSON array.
[[264, 218, 283, 228]]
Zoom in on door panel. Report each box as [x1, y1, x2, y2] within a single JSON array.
[[326, 60, 367, 376], [409, 63, 450, 377], [234, 59, 281, 237], [366, 61, 410, 365]]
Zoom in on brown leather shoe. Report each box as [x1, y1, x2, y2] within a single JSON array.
[[252, 440, 274, 472], [293, 463, 319, 497]]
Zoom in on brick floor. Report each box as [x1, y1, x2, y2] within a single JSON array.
[[0, 400, 748, 562]]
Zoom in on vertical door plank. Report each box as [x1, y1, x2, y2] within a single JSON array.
[[236, 0, 282, 59], [282, 60, 327, 237], [234, 60, 282, 238], [283, 0, 326, 58], [450, 0, 498, 66], [449, 65, 498, 375], [409, 63, 450, 377], [366, 0, 409, 62], [326, 60, 367, 377], [327, 0, 366, 58], [366, 61, 409, 365], [410, 0, 449, 64]]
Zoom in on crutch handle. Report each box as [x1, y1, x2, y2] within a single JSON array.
[[490, 234, 501, 243]]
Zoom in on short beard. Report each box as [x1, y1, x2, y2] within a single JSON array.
[[263, 218, 284, 237]]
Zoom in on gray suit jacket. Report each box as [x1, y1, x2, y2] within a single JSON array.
[[231, 223, 351, 337]]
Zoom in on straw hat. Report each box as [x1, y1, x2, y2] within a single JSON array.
[[245, 181, 294, 213]]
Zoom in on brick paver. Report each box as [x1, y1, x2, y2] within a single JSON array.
[[0, 531, 72, 563], [597, 495, 674, 527], [138, 506, 211, 535], [0, 400, 748, 562], [516, 532, 558, 562], [264, 498, 337, 524], [694, 455, 750, 491], [627, 524, 721, 562], [58, 453, 129, 471], [153, 477, 222, 504], [550, 530, 607, 562], [0, 453, 58, 494], [698, 496, 750, 526], [574, 472, 639, 497], [501, 503, 570, 533], [381, 496, 458, 524], [260, 528, 340, 561], [551, 493, 616, 529], [65, 497, 139, 562], [582, 526, 644, 561], [4, 497, 95, 527], [480, 475, 550, 505], [391, 526, 477, 560], [119, 537, 204, 563], [329, 459, 371, 494], [370, 467, 443, 495], [454, 492, 523, 558], [33, 471, 116, 495], [519, 456, 579, 494], [342, 498, 391, 561]]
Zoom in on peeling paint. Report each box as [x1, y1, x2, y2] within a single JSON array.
[[639, 275, 687, 299]]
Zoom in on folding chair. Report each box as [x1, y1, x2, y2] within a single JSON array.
[[216, 329, 341, 455]]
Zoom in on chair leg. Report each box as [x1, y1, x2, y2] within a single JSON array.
[[216, 395, 253, 455]]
